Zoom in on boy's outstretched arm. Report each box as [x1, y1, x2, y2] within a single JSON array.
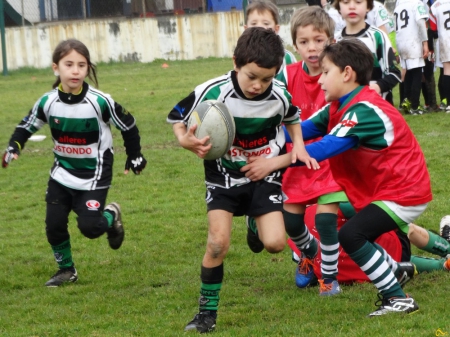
[[2, 119, 33, 168], [173, 123, 212, 159], [285, 123, 319, 170], [241, 154, 291, 181], [292, 134, 358, 166]]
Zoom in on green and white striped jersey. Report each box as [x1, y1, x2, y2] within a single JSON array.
[[14, 82, 139, 190], [339, 24, 401, 94], [167, 70, 299, 188], [275, 49, 297, 85]]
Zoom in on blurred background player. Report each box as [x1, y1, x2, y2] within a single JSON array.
[[334, 0, 401, 105], [394, 0, 429, 115], [2, 39, 147, 287], [429, 0, 450, 112], [244, 0, 296, 83], [421, 0, 439, 112]]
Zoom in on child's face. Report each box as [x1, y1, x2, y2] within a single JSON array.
[[339, 0, 369, 26], [233, 61, 277, 99], [245, 10, 280, 33], [52, 50, 88, 94], [294, 25, 330, 76], [318, 56, 346, 101]]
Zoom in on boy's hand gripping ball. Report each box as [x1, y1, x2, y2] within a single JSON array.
[[187, 100, 236, 160]]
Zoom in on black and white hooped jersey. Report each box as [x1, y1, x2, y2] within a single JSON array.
[[338, 24, 401, 94], [167, 70, 300, 188], [16, 82, 138, 190]]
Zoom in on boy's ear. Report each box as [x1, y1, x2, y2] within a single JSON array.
[[343, 65, 354, 82], [233, 56, 239, 72], [274, 25, 280, 34]]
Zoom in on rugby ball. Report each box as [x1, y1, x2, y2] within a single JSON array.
[[187, 100, 235, 160]]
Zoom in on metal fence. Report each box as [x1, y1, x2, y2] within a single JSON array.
[[3, 0, 396, 27], [4, 0, 246, 26]]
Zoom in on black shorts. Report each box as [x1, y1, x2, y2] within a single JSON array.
[[45, 178, 109, 217], [205, 180, 283, 217]]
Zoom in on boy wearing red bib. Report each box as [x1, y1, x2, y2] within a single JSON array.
[[296, 39, 432, 316]]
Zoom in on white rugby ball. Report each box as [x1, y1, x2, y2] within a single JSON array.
[[187, 100, 236, 160]]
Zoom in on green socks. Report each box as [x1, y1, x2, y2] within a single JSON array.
[[315, 213, 339, 280], [199, 264, 223, 313], [51, 239, 74, 269], [103, 210, 114, 228], [411, 255, 447, 273], [349, 242, 404, 298], [284, 211, 317, 258], [422, 230, 450, 257]]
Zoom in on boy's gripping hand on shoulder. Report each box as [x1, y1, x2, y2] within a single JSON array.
[[2, 141, 21, 168], [173, 123, 212, 159]]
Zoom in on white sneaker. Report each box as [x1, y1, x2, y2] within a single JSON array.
[[440, 215, 450, 242]]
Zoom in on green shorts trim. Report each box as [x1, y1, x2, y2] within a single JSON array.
[[318, 191, 348, 205], [372, 201, 409, 234]]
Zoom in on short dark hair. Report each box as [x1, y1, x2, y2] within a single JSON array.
[[334, 0, 374, 12], [290, 6, 335, 44], [234, 27, 285, 72], [245, 0, 280, 24], [319, 39, 373, 85]]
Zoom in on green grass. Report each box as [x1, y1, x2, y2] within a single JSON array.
[[1, 59, 450, 337]]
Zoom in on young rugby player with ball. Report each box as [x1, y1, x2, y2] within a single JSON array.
[[167, 27, 318, 333]]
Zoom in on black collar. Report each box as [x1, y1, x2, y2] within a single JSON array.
[[57, 82, 89, 104]]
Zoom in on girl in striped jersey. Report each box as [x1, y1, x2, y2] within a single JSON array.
[[2, 39, 147, 287]]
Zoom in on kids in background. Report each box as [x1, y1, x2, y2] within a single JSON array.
[[421, 31, 439, 111], [2, 39, 147, 287], [434, 40, 447, 109], [430, 0, 450, 112], [280, 6, 348, 296], [167, 27, 317, 333], [334, 0, 401, 105], [244, 0, 296, 83], [394, 0, 429, 115], [289, 203, 450, 283], [304, 0, 346, 39], [295, 39, 432, 316], [366, 0, 393, 34], [421, 0, 439, 112]]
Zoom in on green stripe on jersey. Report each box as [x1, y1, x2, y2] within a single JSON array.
[[55, 154, 98, 170], [49, 116, 99, 132], [221, 158, 247, 170], [234, 115, 282, 134]]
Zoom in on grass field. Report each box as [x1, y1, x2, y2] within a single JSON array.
[[1, 58, 450, 337]]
